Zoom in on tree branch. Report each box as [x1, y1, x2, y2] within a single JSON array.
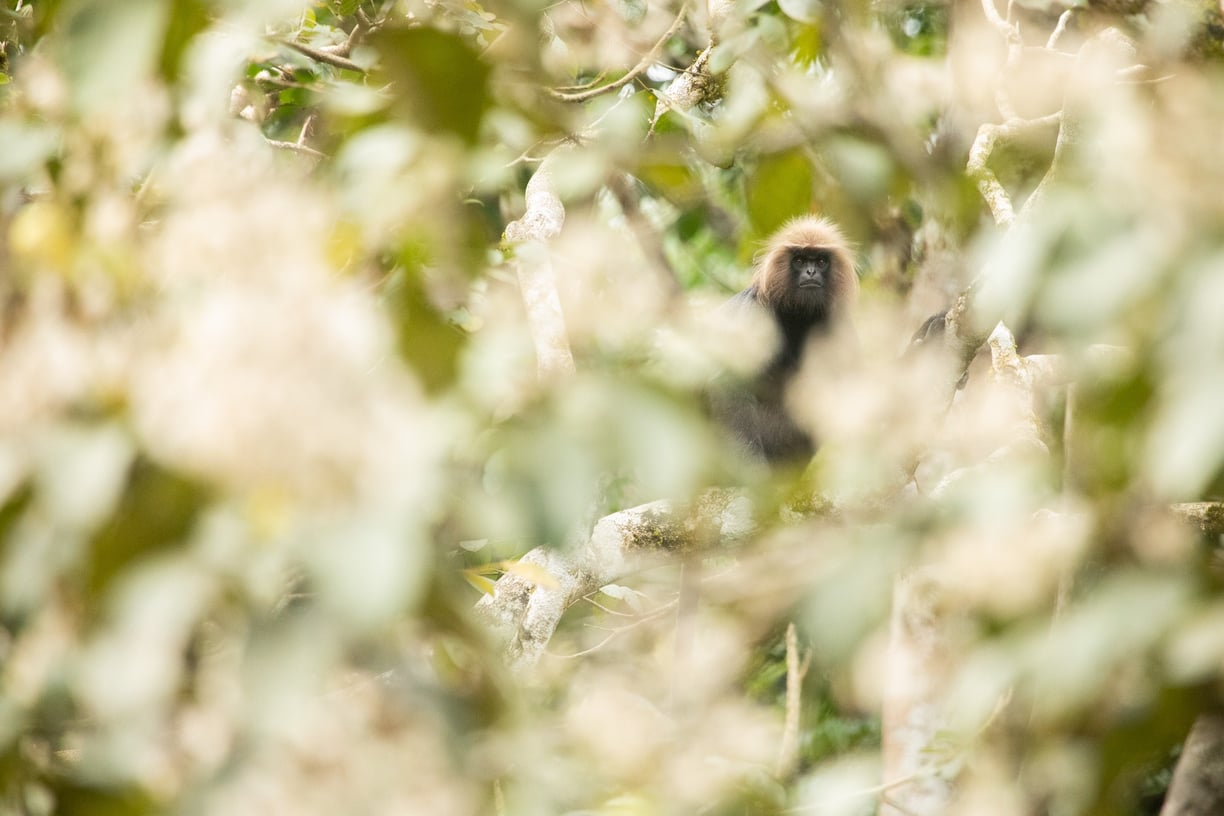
[[1160, 712, 1224, 816], [549, 0, 692, 103], [775, 621, 810, 777], [504, 153, 576, 379], [474, 490, 755, 671], [282, 39, 367, 73], [1171, 503, 1224, 538]]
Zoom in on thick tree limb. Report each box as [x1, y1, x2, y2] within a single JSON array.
[[966, 114, 1060, 228], [504, 156, 575, 379], [882, 25, 1136, 816], [1160, 712, 1224, 816], [1171, 503, 1224, 538], [881, 569, 957, 816], [650, 44, 718, 130]]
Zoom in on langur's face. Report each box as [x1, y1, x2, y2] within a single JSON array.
[[789, 248, 833, 293], [773, 247, 837, 313], [754, 216, 856, 318]]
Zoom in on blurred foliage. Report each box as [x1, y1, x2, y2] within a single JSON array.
[[1, 0, 1224, 814]]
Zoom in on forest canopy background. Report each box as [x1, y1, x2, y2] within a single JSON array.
[[2, 0, 1224, 814]]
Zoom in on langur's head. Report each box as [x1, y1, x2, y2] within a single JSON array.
[[753, 216, 858, 320]]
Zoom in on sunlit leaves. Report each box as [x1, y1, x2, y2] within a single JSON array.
[[464, 559, 559, 595], [790, 21, 823, 66], [463, 567, 498, 595]]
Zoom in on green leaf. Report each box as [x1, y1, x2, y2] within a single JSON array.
[[51, 782, 158, 816], [158, 0, 210, 82], [382, 267, 465, 394], [790, 21, 823, 66], [637, 160, 702, 206], [463, 569, 497, 595], [30, 0, 65, 40], [745, 149, 813, 235], [372, 27, 491, 145], [59, 0, 169, 114], [88, 459, 208, 599]]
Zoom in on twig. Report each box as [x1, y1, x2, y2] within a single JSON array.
[[980, 0, 1022, 120], [553, 71, 610, 92], [879, 793, 925, 816], [581, 593, 637, 617], [547, 601, 676, 658], [297, 114, 315, 147], [1047, 8, 1077, 50], [1116, 73, 1175, 86], [775, 621, 811, 777], [784, 768, 935, 813], [283, 39, 367, 73], [980, 0, 1018, 40], [266, 139, 326, 159], [341, 7, 380, 55], [549, 0, 691, 102], [505, 137, 568, 167], [670, 557, 701, 714]]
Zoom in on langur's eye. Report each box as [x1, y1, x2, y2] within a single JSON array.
[[815, 253, 831, 269]]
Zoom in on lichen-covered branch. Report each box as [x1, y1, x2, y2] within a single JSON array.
[[1160, 712, 1224, 816], [650, 45, 719, 130], [475, 490, 755, 671], [504, 155, 575, 379], [881, 569, 957, 816], [966, 114, 1061, 228], [1171, 503, 1224, 538]]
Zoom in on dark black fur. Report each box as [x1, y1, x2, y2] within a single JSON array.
[[905, 310, 968, 390], [709, 217, 857, 466], [711, 289, 836, 465]]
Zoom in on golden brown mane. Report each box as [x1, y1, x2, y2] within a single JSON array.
[[751, 216, 858, 314]]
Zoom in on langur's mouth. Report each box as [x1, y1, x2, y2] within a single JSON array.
[[798, 280, 824, 289]]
